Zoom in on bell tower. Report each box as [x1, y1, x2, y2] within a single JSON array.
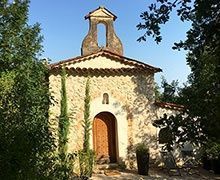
[[81, 7, 123, 56]]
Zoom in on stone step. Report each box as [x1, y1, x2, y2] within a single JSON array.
[[96, 163, 119, 170], [93, 163, 120, 174]]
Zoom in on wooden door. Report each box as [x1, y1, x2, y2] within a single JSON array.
[[93, 112, 116, 163]]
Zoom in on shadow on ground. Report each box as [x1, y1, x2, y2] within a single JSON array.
[[91, 167, 220, 180]]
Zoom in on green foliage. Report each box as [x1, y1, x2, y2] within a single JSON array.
[[58, 67, 69, 156], [137, 0, 219, 47], [83, 78, 91, 152], [53, 152, 77, 180], [56, 67, 74, 179], [79, 78, 95, 178], [153, 112, 205, 151], [155, 76, 180, 103], [0, 60, 56, 179], [78, 150, 95, 178], [154, 82, 161, 101], [141, 0, 220, 152], [0, 1, 55, 179], [178, 50, 220, 143], [161, 77, 179, 103], [153, 114, 184, 151], [136, 143, 149, 154], [0, 71, 16, 107], [204, 141, 220, 160], [158, 127, 173, 144], [0, 0, 43, 72]]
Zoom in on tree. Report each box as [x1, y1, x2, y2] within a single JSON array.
[[155, 76, 180, 103], [138, 0, 220, 150], [79, 78, 94, 178], [58, 67, 69, 156], [56, 67, 72, 178], [0, 0, 55, 178], [83, 78, 91, 152]]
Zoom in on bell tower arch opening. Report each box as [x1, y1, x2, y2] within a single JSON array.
[[97, 23, 107, 48], [81, 6, 123, 56]]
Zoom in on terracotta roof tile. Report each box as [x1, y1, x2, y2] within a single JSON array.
[[155, 101, 185, 111], [50, 67, 148, 75], [50, 49, 162, 74]]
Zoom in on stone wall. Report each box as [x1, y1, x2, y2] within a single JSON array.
[[49, 70, 178, 168]]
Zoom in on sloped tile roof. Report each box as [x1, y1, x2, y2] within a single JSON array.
[[155, 101, 185, 111], [50, 49, 162, 74]]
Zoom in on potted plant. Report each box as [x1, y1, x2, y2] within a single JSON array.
[[136, 143, 150, 175]]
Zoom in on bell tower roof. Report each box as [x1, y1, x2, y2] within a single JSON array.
[[81, 7, 123, 56], [85, 6, 117, 20]]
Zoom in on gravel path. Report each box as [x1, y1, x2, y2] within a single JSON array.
[[91, 168, 220, 180]]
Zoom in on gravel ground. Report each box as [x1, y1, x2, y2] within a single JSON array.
[[91, 167, 220, 180]]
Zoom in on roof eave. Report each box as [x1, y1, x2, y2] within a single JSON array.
[[155, 101, 185, 111], [49, 49, 162, 74]]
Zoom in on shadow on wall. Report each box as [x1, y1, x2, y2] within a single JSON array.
[[126, 134, 159, 169], [124, 73, 162, 169], [128, 74, 195, 168], [50, 69, 165, 168]]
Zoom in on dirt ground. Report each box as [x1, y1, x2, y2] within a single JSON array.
[[91, 167, 220, 180]]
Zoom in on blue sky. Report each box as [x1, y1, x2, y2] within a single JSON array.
[[28, 0, 191, 85]]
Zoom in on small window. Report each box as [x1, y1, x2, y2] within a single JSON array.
[[102, 93, 109, 104]]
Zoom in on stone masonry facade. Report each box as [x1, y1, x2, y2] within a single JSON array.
[[49, 7, 182, 169], [49, 56, 180, 168]]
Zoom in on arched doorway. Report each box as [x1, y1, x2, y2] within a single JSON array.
[[93, 112, 117, 164]]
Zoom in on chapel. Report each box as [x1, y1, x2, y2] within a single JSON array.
[[49, 7, 182, 168]]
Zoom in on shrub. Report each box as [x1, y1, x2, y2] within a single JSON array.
[[53, 152, 77, 179], [136, 143, 149, 154], [204, 141, 220, 160], [78, 150, 95, 178]]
